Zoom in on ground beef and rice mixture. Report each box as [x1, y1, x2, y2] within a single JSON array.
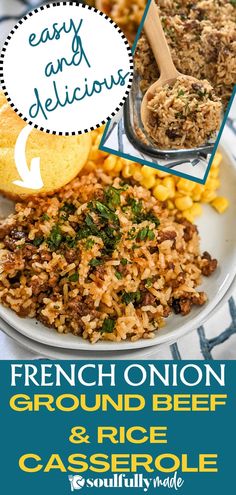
[[99, 0, 235, 149], [134, 0, 236, 109], [0, 170, 217, 343], [145, 76, 222, 149]]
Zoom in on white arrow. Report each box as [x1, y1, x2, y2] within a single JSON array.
[[13, 124, 43, 189]]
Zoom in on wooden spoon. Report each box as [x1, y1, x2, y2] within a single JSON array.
[[141, 0, 184, 129]]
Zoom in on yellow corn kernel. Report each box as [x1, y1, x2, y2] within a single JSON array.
[[133, 170, 144, 182], [90, 126, 104, 141], [122, 163, 133, 178], [141, 165, 156, 178], [113, 160, 123, 173], [177, 178, 196, 193], [103, 155, 117, 171], [141, 174, 156, 189], [182, 209, 194, 223], [211, 197, 229, 213], [121, 160, 139, 176], [90, 129, 99, 144], [153, 178, 161, 187], [88, 147, 100, 160], [153, 184, 169, 201], [83, 160, 97, 173], [205, 178, 220, 190], [163, 176, 176, 198], [192, 184, 204, 201], [131, 163, 142, 175], [175, 196, 193, 211], [173, 191, 183, 199], [163, 176, 175, 188], [94, 133, 102, 147], [189, 203, 203, 217], [121, 158, 133, 167], [201, 190, 217, 203], [156, 169, 170, 178], [209, 167, 219, 179], [212, 151, 222, 169], [167, 200, 175, 210]]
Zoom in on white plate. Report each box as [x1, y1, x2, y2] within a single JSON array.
[[1, 273, 235, 360], [0, 145, 236, 350]]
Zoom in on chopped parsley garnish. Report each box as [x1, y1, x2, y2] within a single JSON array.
[[85, 214, 97, 230], [121, 290, 141, 305], [105, 185, 127, 211], [60, 203, 76, 214], [137, 227, 149, 241], [137, 227, 155, 242], [143, 212, 160, 227], [77, 219, 121, 255], [68, 273, 79, 282], [197, 88, 207, 99], [33, 236, 44, 247], [85, 238, 95, 250], [127, 197, 143, 219], [177, 89, 185, 97], [65, 236, 77, 248], [102, 231, 121, 254], [145, 278, 153, 288], [126, 197, 160, 226], [101, 318, 116, 334], [47, 224, 63, 250], [89, 258, 103, 267], [148, 230, 155, 240], [71, 192, 123, 255], [127, 227, 136, 240], [59, 203, 76, 220], [176, 111, 185, 120], [76, 227, 92, 241], [42, 213, 50, 221], [89, 200, 119, 225], [121, 258, 128, 266], [115, 270, 122, 280]]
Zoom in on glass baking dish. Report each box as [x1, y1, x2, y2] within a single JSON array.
[[123, 71, 216, 163]]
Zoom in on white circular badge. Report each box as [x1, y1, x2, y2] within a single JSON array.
[[0, 2, 133, 135]]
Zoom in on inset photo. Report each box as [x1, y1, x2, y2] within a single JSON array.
[[100, 0, 236, 183]]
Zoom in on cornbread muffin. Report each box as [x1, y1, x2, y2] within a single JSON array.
[[0, 92, 92, 199]]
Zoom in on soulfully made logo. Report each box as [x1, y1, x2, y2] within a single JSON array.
[[68, 472, 184, 492]]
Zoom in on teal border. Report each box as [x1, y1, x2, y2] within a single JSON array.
[[99, 0, 236, 185]]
